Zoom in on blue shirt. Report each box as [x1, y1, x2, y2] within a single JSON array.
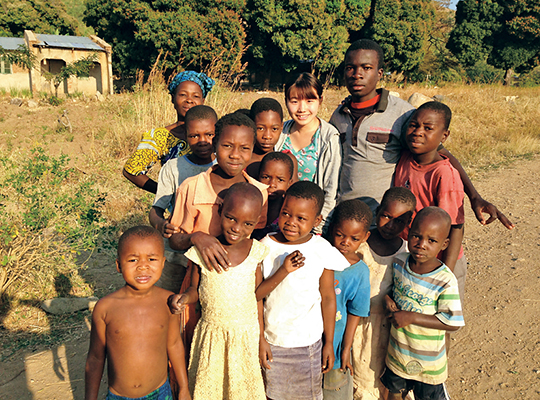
[[333, 260, 371, 369]]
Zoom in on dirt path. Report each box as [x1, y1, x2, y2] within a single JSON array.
[[1, 156, 539, 399]]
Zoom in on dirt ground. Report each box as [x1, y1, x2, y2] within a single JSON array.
[[0, 100, 539, 399]]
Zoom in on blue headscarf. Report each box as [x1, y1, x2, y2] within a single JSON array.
[[168, 71, 215, 98]]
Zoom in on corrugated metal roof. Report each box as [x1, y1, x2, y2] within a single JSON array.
[[0, 37, 26, 50], [35, 34, 104, 51]]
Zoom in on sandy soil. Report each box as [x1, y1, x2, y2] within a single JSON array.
[[0, 100, 539, 399]]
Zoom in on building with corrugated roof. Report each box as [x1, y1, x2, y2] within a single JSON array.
[[0, 30, 113, 96]]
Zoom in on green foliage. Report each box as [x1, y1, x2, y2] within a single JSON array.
[[362, 0, 437, 77], [0, 148, 106, 298], [518, 66, 540, 86], [0, 44, 36, 70], [448, 0, 540, 74], [246, 0, 366, 85], [84, 0, 246, 79], [42, 53, 98, 96], [465, 60, 504, 84], [0, 1, 79, 37]]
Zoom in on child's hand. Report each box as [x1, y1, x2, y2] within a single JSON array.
[[385, 294, 399, 313], [340, 350, 353, 375], [162, 221, 180, 238], [168, 293, 189, 315], [191, 232, 231, 273], [281, 250, 305, 273], [389, 310, 415, 329], [321, 342, 335, 374], [470, 196, 515, 229], [259, 337, 273, 370]]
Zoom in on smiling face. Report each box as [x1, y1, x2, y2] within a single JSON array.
[[258, 159, 292, 199], [405, 109, 449, 163], [331, 219, 370, 262], [285, 87, 322, 129], [407, 214, 450, 271], [116, 235, 164, 291], [254, 110, 283, 153], [172, 80, 205, 118], [220, 195, 261, 245], [215, 125, 254, 177], [186, 118, 216, 164], [278, 195, 322, 244], [376, 201, 414, 240], [344, 49, 383, 103]]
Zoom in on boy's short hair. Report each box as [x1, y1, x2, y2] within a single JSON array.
[[380, 187, 417, 212], [345, 39, 385, 70], [416, 101, 452, 130], [224, 182, 263, 209], [250, 98, 284, 121], [117, 225, 163, 258], [284, 72, 323, 100], [285, 181, 324, 215], [331, 199, 373, 230], [214, 112, 257, 146], [260, 152, 294, 180], [413, 206, 452, 236], [184, 105, 218, 126]]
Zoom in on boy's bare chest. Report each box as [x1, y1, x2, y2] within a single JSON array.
[[106, 302, 170, 341]]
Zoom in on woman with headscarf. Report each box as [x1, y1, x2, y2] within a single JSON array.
[[123, 71, 215, 193]]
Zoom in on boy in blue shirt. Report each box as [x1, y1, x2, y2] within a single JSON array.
[[323, 199, 372, 399]]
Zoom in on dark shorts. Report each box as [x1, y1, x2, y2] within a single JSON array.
[[380, 367, 450, 400], [264, 339, 323, 400], [106, 378, 173, 400]]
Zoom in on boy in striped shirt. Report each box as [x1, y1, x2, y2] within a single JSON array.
[[382, 207, 464, 400]]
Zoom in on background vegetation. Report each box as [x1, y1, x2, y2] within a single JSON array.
[[1, 0, 539, 87]]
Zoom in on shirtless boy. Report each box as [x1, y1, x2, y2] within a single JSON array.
[[85, 226, 190, 400]]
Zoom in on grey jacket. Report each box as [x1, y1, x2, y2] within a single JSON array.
[[275, 118, 342, 231]]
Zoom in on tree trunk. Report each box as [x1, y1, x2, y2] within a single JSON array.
[[503, 68, 513, 86]]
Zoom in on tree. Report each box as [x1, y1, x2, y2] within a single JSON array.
[[245, 0, 363, 88], [447, 0, 540, 84], [359, 0, 437, 77], [0, 1, 78, 37], [0, 44, 36, 70], [43, 53, 98, 97], [84, 0, 246, 79]]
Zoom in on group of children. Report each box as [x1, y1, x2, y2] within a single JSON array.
[[86, 38, 511, 400]]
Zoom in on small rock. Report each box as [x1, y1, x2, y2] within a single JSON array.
[[408, 93, 432, 108], [10, 97, 23, 106], [27, 100, 38, 108], [432, 94, 446, 102], [95, 91, 105, 102], [41, 296, 99, 315], [388, 91, 400, 98]]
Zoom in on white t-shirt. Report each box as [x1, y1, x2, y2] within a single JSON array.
[[260, 234, 350, 348]]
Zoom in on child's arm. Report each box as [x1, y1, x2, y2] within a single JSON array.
[[149, 206, 180, 238], [168, 261, 200, 314], [84, 302, 107, 400], [389, 310, 460, 332], [256, 264, 273, 369], [170, 232, 231, 273], [255, 251, 304, 301], [441, 224, 464, 272], [440, 148, 514, 229], [320, 268, 336, 373], [167, 313, 191, 400], [339, 314, 361, 374]]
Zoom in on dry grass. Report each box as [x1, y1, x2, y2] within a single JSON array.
[[0, 74, 539, 356]]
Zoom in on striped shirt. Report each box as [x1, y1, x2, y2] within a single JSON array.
[[386, 253, 464, 385]]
